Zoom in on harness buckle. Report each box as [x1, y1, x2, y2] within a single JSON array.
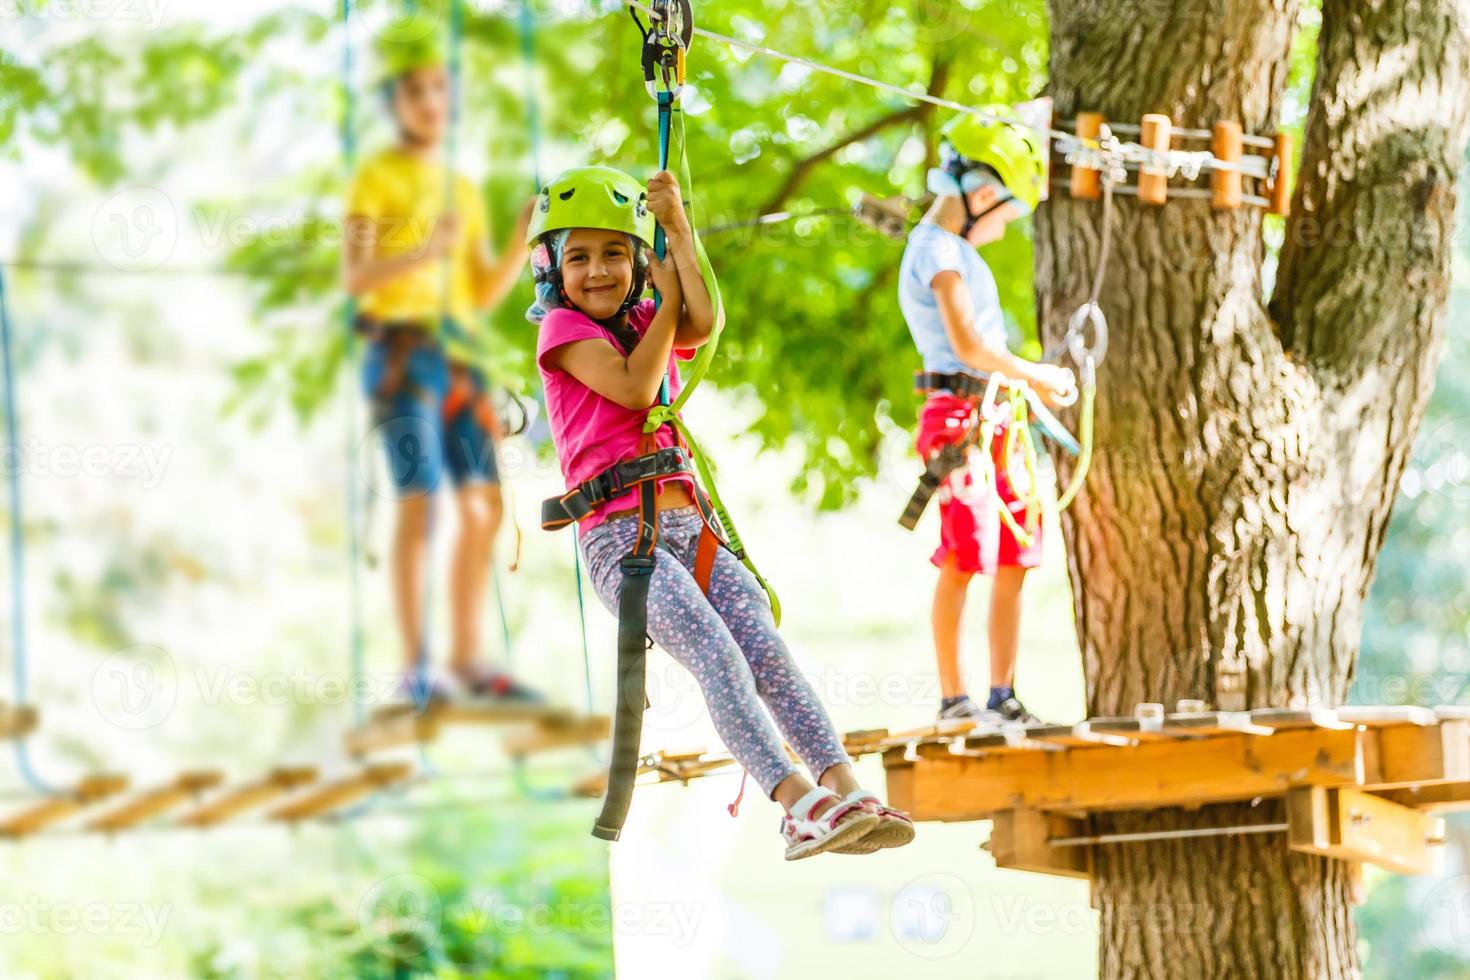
[[620, 555, 657, 576]]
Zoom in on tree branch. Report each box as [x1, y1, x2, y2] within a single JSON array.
[[1271, 0, 1470, 382], [758, 57, 951, 215]]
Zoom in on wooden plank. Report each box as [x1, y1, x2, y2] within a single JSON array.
[[345, 712, 441, 757], [1337, 705, 1438, 727], [1287, 786, 1444, 875], [0, 774, 130, 838], [436, 701, 577, 728], [868, 719, 983, 755], [1375, 781, 1470, 813], [1368, 721, 1470, 788], [270, 763, 413, 823], [571, 770, 608, 799], [960, 729, 1067, 755], [1083, 718, 1176, 743], [1159, 711, 1275, 737], [1025, 724, 1136, 749], [502, 715, 610, 756], [842, 729, 890, 755], [884, 727, 1366, 822], [989, 809, 1091, 880], [0, 703, 38, 740], [178, 767, 319, 828], [1248, 708, 1353, 731], [86, 771, 223, 833]]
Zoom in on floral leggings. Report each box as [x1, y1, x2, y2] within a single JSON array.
[[580, 506, 851, 798]]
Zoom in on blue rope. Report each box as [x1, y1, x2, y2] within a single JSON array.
[[517, 0, 543, 189], [654, 91, 673, 406], [0, 259, 58, 795], [340, 0, 368, 729]]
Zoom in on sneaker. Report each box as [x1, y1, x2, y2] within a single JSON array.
[[991, 695, 1043, 725], [452, 662, 546, 704], [938, 695, 1000, 724]]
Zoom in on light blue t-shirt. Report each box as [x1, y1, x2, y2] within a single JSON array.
[[897, 222, 1006, 375]]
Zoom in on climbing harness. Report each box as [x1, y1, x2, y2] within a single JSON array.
[[538, 0, 775, 842]]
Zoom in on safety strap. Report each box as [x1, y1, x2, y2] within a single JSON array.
[[592, 477, 658, 841], [897, 442, 968, 531]]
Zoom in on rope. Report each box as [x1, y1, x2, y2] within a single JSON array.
[[518, 0, 544, 188], [339, 0, 368, 730], [621, 0, 1264, 184]]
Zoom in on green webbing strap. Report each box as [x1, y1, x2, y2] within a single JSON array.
[[639, 101, 781, 623]]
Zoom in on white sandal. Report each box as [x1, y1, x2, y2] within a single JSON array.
[[832, 790, 916, 855], [780, 787, 880, 861]]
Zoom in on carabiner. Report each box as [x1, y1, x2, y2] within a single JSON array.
[[632, 0, 693, 100]]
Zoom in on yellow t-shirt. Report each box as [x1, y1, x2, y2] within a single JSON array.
[[346, 148, 488, 356]]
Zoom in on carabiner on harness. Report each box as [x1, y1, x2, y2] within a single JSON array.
[[630, 0, 693, 100]]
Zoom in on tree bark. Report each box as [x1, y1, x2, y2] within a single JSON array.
[[1035, 1, 1470, 977]]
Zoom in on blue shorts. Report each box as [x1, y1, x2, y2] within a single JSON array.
[[362, 338, 500, 494]]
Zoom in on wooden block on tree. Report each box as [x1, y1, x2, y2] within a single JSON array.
[[1267, 131, 1293, 215], [1211, 121, 1243, 209], [1070, 112, 1104, 200], [989, 809, 1091, 880], [1287, 786, 1445, 875], [86, 770, 224, 833], [178, 767, 319, 828], [1138, 113, 1172, 205]]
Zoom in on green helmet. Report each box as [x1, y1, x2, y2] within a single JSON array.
[[374, 8, 447, 87], [941, 110, 1047, 212], [525, 166, 656, 248]]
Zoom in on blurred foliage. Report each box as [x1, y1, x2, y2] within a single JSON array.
[[4, 0, 1051, 505], [187, 800, 613, 979]]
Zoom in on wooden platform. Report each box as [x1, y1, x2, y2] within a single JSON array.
[[869, 704, 1466, 882], [344, 698, 599, 757]]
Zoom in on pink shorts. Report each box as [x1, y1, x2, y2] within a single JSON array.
[[915, 393, 1043, 575]]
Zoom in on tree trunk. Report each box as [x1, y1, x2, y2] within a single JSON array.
[[1035, 1, 1470, 977]]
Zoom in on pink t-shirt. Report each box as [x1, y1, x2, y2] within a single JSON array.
[[536, 299, 697, 533]]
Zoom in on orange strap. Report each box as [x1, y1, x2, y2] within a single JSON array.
[[693, 525, 719, 595]]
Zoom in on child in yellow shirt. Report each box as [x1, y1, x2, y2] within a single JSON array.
[[342, 29, 537, 704]]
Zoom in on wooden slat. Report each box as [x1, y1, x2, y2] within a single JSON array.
[[1374, 781, 1470, 813], [884, 727, 1366, 822], [86, 771, 223, 832], [502, 715, 610, 756], [0, 703, 38, 740], [1287, 786, 1444, 875], [178, 767, 319, 828], [1211, 121, 1243, 209], [1025, 724, 1136, 749], [1368, 720, 1470, 788], [0, 774, 130, 838], [1137, 113, 1172, 205], [1248, 708, 1353, 731], [1159, 711, 1275, 737], [270, 763, 413, 823], [1082, 718, 1175, 742], [1337, 705, 1439, 728], [989, 809, 1091, 880], [345, 711, 441, 757]]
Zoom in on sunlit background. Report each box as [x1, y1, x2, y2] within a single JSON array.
[[1, 1, 1468, 977]]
